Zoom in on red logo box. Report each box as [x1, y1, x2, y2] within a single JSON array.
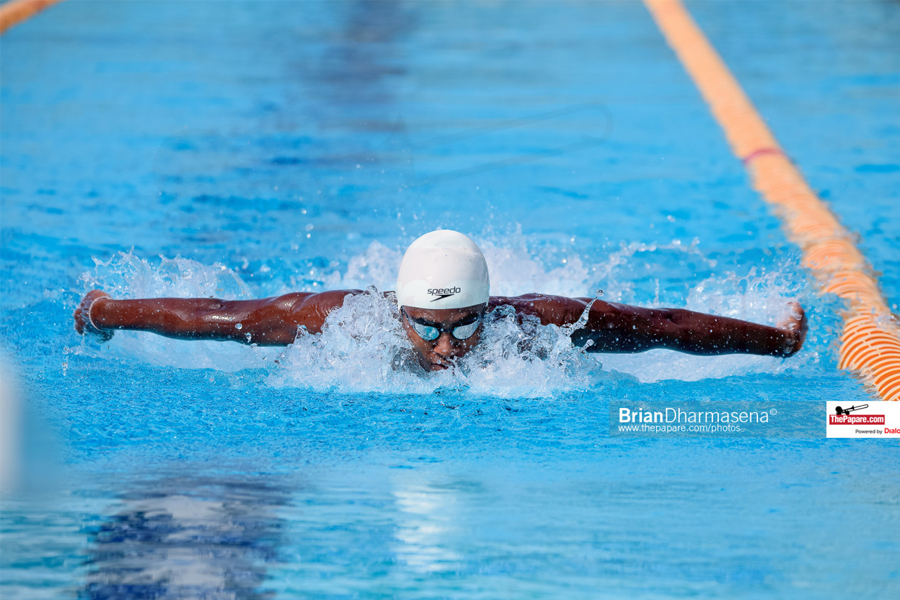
[[828, 415, 885, 426]]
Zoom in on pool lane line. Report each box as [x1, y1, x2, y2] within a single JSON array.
[[0, 0, 63, 35], [643, 0, 900, 401]]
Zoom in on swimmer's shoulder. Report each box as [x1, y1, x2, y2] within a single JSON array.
[[281, 290, 366, 333]]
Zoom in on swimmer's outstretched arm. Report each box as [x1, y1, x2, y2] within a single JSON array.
[[74, 289, 362, 346], [494, 294, 807, 357]]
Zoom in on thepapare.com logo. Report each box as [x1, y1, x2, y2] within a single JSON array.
[[828, 404, 885, 426], [826, 401, 900, 438]]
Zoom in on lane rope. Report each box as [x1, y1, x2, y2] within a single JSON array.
[[643, 0, 900, 401], [0, 0, 63, 35]]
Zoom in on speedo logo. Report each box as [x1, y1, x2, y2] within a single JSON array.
[[428, 286, 461, 302]]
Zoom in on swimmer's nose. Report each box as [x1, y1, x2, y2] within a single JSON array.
[[432, 332, 456, 357]]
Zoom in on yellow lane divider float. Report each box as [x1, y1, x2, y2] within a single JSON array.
[[0, 0, 63, 35], [643, 0, 900, 401]]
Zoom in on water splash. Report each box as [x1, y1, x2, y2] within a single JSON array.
[[317, 229, 592, 298], [75, 252, 278, 371], [600, 265, 815, 383], [268, 291, 604, 398], [75, 237, 817, 389], [479, 236, 591, 298], [268, 290, 417, 392], [321, 241, 402, 291], [79, 251, 253, 301]]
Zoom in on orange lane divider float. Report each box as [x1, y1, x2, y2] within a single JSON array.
[[0, 0, 63, 35], [643, 0, 900, 401]]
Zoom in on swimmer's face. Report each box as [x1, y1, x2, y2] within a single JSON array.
[[400, 304, 486, 372]]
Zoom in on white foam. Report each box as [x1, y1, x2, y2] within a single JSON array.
[[269, 292, 603, 398]]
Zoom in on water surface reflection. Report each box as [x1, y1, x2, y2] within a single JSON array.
[[81, 477, 288, 600]]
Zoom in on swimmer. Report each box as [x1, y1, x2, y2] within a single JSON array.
[[74, 230, 807, 372]]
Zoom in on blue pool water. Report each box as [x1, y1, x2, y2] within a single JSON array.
[[1, 1, 899, 597]]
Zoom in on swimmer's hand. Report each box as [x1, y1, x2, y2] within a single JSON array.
[[74, 290, 114, 342], [777, 302, 807, 357]]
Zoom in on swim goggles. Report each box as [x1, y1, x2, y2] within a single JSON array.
[[401, 307, 484, 341]]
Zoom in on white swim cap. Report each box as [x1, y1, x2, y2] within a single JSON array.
[[396, 230, 490, 309]]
